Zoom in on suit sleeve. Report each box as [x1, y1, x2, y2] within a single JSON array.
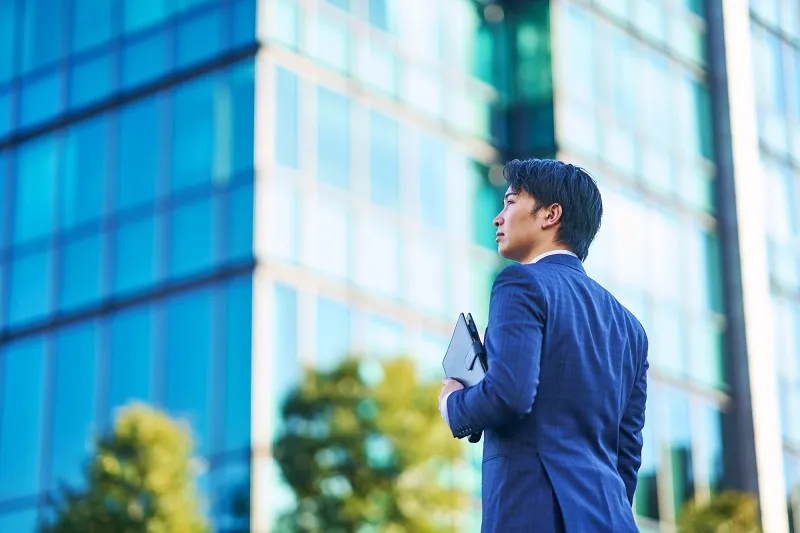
[[617, 332, 649, 505], [445, 263, 545, 438]]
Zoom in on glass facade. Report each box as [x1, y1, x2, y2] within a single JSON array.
[[750, 0, 800, 531], [0, 0, 256, 531], [0, 0, 797, 532]]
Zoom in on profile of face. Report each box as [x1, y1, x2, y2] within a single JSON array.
[[493, 186, 563, 263]]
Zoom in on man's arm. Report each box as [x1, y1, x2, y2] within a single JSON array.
[[618, 333, 649, 505], [445, 263, 545, 438]]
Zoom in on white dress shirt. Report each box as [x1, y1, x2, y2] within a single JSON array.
[[439, 249, 579, 424]]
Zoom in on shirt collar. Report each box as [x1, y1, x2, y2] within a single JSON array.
[[527, 249, 579, 264]]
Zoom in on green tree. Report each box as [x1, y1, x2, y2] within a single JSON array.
[[40, 402, 209, 533], [273, 356, 467, 533], [678, 490, 762, 533]]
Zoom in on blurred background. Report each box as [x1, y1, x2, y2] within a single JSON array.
[[0, 0, 798, 532]]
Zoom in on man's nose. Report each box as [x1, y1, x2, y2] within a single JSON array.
[[494, 214, 503, 228]]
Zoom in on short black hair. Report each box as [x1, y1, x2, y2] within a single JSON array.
[[503, 158, 602, 262]]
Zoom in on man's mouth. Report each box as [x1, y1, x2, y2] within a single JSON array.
[[495, 232, 504, 242]]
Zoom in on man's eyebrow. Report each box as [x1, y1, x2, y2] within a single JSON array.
[[504, 192, 517, 200]]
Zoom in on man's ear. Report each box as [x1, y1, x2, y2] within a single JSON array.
[[542, 203, 562, 230]]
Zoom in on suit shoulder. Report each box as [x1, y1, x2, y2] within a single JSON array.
[[491, 263, 541, 294]]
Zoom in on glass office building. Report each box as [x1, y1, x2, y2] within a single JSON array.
[[0, 0, 796, 532]]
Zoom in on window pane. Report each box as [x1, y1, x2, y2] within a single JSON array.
[[0, 337, 45, 498], [69, 52, 113, 109], [369, 0, 388, 30], [273, 282, 299, 432], [369, 111, 399, 207], [124, 0, 168, 33], [62, 116, 107, 229], [697, 402, 723, 495], [224, 277, 252, 451], [669, 390, 694, 519], [20, 71, 61, 129], [170, 196, 215, 278], [355, 214, 398, 296], [228, 61, 255, 177], [108, 305, 153, 420], [0, 89, 10, 138], [419, 132, 446, 227], [0, 508, 38, 532], [635, 383, 660, 520], [228, 182, 254, 263], [72, 0, 113, 52], [51, 321, 97, 490], [366, 313, 403, 358], [15, 137, 57, 244], [0, 0, 16, 82], [303, 193, 349, 278], [172, 77, 216, 192], [275, 68, 299, 169], [166, 289, 212, 454], [9, 248, 52, 327], [176, 7, 221, 68], [314, 16, 349, 72], [316, 296, 350, 371], [175, 0, 211, 12], [21, 0, 64, 72], [0, 153, 7, 250], [113, 214, 159, 295], [232, 0, 257, 48], [317, 87, 350, 188], [271, 0, 299, 48], [118, 97, 160, 211], [121, 31, 168, 89], [59, 232, 102, 312]]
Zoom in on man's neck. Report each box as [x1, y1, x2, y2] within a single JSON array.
[[521, 246, 575, 264]]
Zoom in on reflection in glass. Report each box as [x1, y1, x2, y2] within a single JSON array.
[[20, 72, 61, 128], [8, 248, 52, 327], [419, 132, 446, 228], [0, 1, 15, 82], [275, 68, 299, 169], [176, 7, 221, 68], [72, 0, 114, 53], [166, 289, 212, 454], [669, 390, 694, 520], [15, 136, 57, 244], [108, 305, 153, 421], [369, 111, 399, 207], [21, 0, 64, 73], [317, 87, 350, 188], [228, 182, 254, 263], [316, 296, 350, 371], [173, 76, 216, 191], [113, 214, 159, 295], [51, 321, 98, 490], [70, 52, 113, 110], [366, 314, 403, 358], [273, 283, 299, 428], [635, 383, 660, 521], [118, 97, 160, 211], [124, 0, 168, 33], [170, 196, 215, 279], [122, 31, 167, 89], [59, 232, 103, 312], [224, 276, 252, 452], [0, 507, 38, 533], [0, 336, 45, 499], [62, 116, 107, 229]]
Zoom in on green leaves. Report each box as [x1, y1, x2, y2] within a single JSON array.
[[273, 356, 467, 532], [678, 491, 762, 533], [40, 402, 209, 533]]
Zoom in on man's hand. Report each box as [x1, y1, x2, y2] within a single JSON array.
[[439, 378, 464, 405]]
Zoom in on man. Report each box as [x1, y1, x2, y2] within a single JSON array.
[[439, 159, 648, 532]]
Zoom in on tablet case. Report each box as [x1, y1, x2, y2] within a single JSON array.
[[443, 313, 487, 389]]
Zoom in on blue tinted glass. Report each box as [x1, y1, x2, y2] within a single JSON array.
[[275, 68, 298, 169], [8, 248, 52, 327], [72, 0, 114, 52], [20, 72, 61, 129], [211, 459, 250, 532], [118, 97, 159, 211], [113, 214, 159, 295], [0, 89, 10, 137], [69, 52, 113, 109], [366, 313, 403, 358], [15, 136, 56, 243], [0, 153, 7, 249], [172, 76, 214, 192], [228, 61, 255, 176], [224, 276, 252, 451], [108, 305, 153, 421], [369, 111, 399, 207], [419, 133, 446, 227], [121, 31, 167, 90], [0, 336, 44, 498], [316, 296, 350, 370], [166, 289, 212, 453], [326, 0, 348, 9], [175, 0, 211, 12], [317, 87, 349, 188], [228, 182, 253, 263], [51, 321, 97, 490], [170, 196, 214, 278], [274, 283, 299, 423], [0, 507, 38, 532], [62, 116, 107, 228], [232, 0, 257, 48], [369, 0, 388, 30], [0, 1, 15, 82], [59, 232, 102, 312], [124, 0, 169, 33], [176, 8, 221, 68], [21, 0, 64, 73]]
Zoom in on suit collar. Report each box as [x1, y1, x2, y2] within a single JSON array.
[[532, 251, 585, 273]]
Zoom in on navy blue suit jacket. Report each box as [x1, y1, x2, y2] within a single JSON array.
[[447, 254, 648, 532]]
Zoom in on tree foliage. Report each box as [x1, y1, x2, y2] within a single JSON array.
[[273, 356, 467, 533], [678, 491, 762, 533], [40, 402, 209, 533]]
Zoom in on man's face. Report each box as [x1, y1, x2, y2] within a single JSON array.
[[493, 187, 544, 263]]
